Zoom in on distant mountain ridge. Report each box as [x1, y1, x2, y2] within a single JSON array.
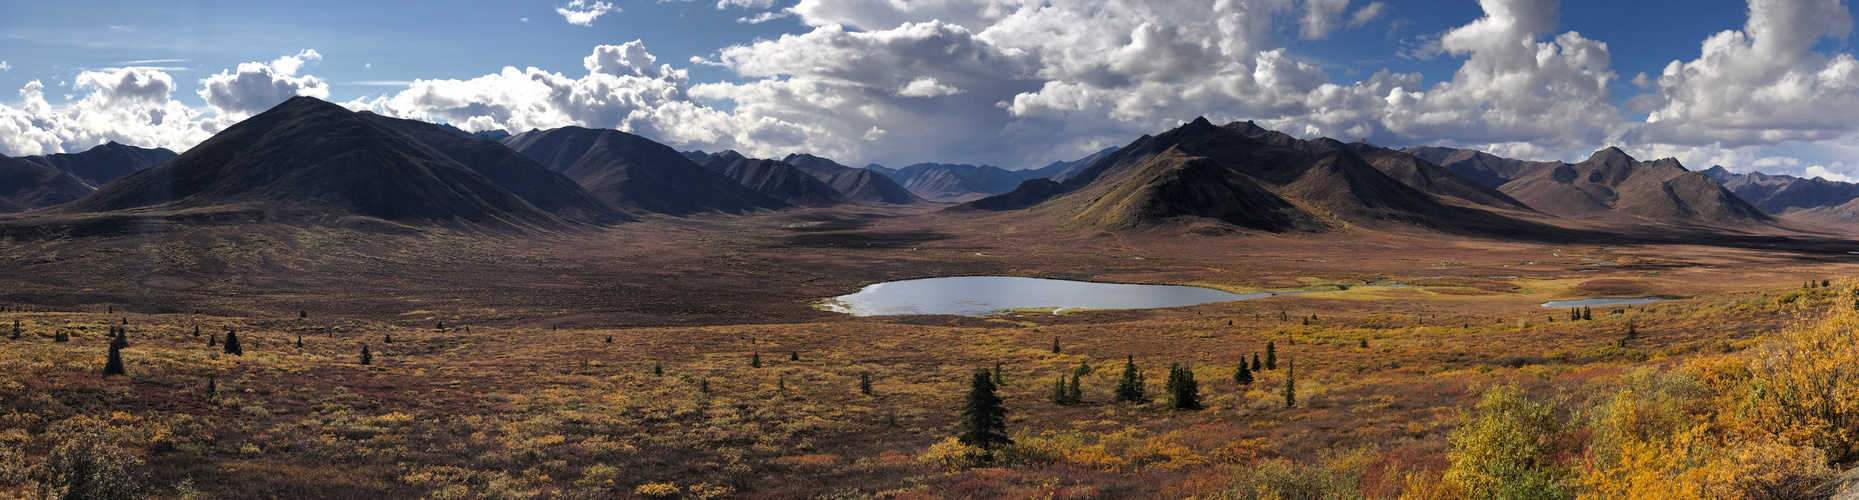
[[782, 153, 921, 205], [501, 127, 788, 216], [1408, 145, 1771, 226], [19, 142, 177, 188], [55, 96, 626, 228], [690, 151, 853, 207]]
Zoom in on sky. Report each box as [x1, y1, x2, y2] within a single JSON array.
[[1, 0, 1856, 180]]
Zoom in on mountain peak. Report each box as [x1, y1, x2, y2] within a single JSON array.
[[1588, 146, 1633, 163]]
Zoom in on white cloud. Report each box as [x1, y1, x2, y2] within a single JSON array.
[[1806, 163, 1853, 182], [717, 0, 776, 8], [1631, 0, 1859, 147], [557, 0, 616, 26], [520, 17, 530, 23], [0, 61, 11, 71], [197, 49, 330, 119], [738, 10, 792, 24], [897, 76, 963, 97], [0, 68, 209, 156], [1301, 0, 1353, 39], [1349, 2, 1387, 28]]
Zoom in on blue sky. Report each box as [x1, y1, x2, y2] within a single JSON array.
[[2, 0, 1857, 178]]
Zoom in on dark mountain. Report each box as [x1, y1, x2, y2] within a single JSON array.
[[782, 154, 921, 205], [0, 155, 92, 212], [1701, 166, 1859, 215], [692, 151, 852, 207], [1403, 146, 1559, 189], [1027, 147, 1119, 182], [954, 178, 1069, 211], [1218, 121, 1531, 212], [502, 127, 787, 216], [864, 162, 1047, 202], [20, 141, 177, 187], [1497, 148, 1770, 224], [58, 96, 615, 227], [964, 117, 1547, 235], [352, 113, 628, 224]]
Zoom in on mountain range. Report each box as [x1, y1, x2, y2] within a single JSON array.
[[4, 96, 1856, 241]]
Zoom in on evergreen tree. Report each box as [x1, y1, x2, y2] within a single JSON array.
[[605, 335, 613, 344], [383, 334, 393, 344], [957, 371, 1011, 452], [1626, 322, 1638, 339], [700, 379, 710, 394], [1165, 363, 1201, 411], [750, 352, 761, 368], [993, 362, 1004, 385], [436, 321, 445, 332], [1051, 337, 1061, 354], [653, 362, 664, 377], [205, 376, 217, 399], [223, 330, 242, 356], [295, 335, 303, 348], [859, 371, 873, 396], [360, 345, 372, 365], [1113, 355, 1146, 403], [1066, 372, 1082, 404], [103, 340, 125, 377], [1284, 361, 1297, 408], [300, 310, 307, 319], [790, 350, 800, 361], [111, 326, 128, 349], [1360, 338, 1369, 348], [1582, 306, 1592, 321], [206, 331, 215, 347], [192, 325, 199, 337], [1302, 316, 1309, 325], [1235, 362, 1254, 385], [1251, 353, 1262, 371], [1265, 341, 1278, 370], [1049, 374, 1073, 405], [10, 319, 20, 340], [1074, 360, 1092, 377], [1824, 279, 1832, 288]]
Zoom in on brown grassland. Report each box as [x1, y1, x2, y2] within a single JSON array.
[[1, 205, 1858, 498]]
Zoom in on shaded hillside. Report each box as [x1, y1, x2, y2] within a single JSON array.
[[19, 142, 177, 187], [1404, 146, 1560, 189], [966, 117, 1556, 235], [865, 162, 1046, 202], [503, 127, 787, 215], [1219, 121, 1531, 212], [782, 154, 921, 205], [692, 151, 852, 207], [1500, 148, 1771, 224], [1702, 166, 1859, 215], [55, 96, 597, 228], [0, 156, 92, 212], [357, 113, 630, 224]]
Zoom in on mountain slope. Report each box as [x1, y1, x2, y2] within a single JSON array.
[[0, 155, 92, 212], [1217, 121, 1532, 212], [57, 96, 597, 227], [1702, 166, 1859, 215], [1403, 146, 1560, 189], [20, 142, 177, 187], [865, 162, 1048, 202], [356, 113, 629, 224], [502, 127, 787, 215], [1500, 148, 1771, 224], [1028, 147, 1120, 182], [782, 154, 921, 205], [692, 151, 852, 207]]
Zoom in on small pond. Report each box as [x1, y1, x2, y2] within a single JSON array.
[[822, 276, 1299, 317], [1540, 298, 1667, 308]]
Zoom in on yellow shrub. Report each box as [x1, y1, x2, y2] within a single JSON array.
[[633, 481, 680, 498]]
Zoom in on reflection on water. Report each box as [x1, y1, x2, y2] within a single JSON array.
[[823, 276, 1299, 317]]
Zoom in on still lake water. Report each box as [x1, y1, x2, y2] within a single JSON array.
[[823, 276, 1298, 317], [1540, 298, 1667, 308]]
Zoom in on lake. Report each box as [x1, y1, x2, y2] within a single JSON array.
[[1540, 298, 1667, 308], [822, 276, 1298, 317]]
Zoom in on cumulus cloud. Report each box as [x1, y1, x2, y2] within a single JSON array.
[[1631, 0, 1859, 147], [1301, 0, 1353, 39], [896, 76, 963, 97], [197, 49, 330, 119], [1349, 2, 1387, 28], [557, 0, 616, 26], [0, 68, 208, 156]]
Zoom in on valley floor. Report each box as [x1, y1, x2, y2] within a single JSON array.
[[1, 207, 1857, 498]]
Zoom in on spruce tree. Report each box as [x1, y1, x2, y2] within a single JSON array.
[[1302, 316, 1309, 326], [1359, 338, 1369, 348], [360, 345, 372, 365], [790, 350, 800, 361], [436, 321, 445, 332], [1582, 306, 1592, 321], [1051, 337, 1061, 354], [1049, 374, 1072, 405], [111, 326, 128, 349], [384, 334, 393, 344], [700, 379, 710, 394], [1251, 353, 1262, 371], [859, 371, 873, 396], [605, 335, 613, 344], [1066, 372, 1082, 403], [1074, 360, 1092, 377], [1165, 363, 1201, 411], [653, 362, 664, 377], [1235, 362, 1254, 385], [300, 310, 307, 319], [223, 329, 242, 356], [1265, 341, 1277, 370], [1824, 280, 1832, 288], [1284, 361, 1297, 408], [957, 371, 1011, 452], [295, 335, 303, 348], [10, 319, 20, 340], [993, 362, 1004, 385], [192, 325, 199, 337], [1113, 355, 1146, 403], [751, 352, 761, 368], [207, 331, 215, 347], [103, 340, 126, 377], [205, 376, 217, 399]]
